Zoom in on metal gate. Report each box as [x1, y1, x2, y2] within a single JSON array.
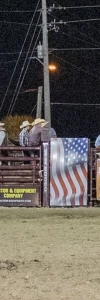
[[50, 138, 89, 207], [90, 148, 100, 205], [0, 146, 42, 207]]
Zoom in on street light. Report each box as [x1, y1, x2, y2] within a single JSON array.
[[49, 64, 57, 71], [30, 56, 57, 72]]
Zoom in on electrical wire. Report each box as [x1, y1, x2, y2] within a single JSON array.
[[51, 52, 100, 80], [8, 22, 41, 116], [51, 102, 100, 106], [60, 8, 100, 63], [48, 9, 100, 69], [0, 59, 26, 65], [49, 5, 100, 9], [63, 27, 100, 47], [57, 8, 100, 62], [61, 30, 98, 48], [50, 47, 100, 51], [65, 8, 100, 57], [92, 24, 100, 35], [63, 8, 100, 47], [48, 11, 100, 50], [1, 5, 100, 12], [0, 51, 36, 55], [9, 27, 42, 115], [30, 103, 37, 115], [0, 21, 36, 26], [51, 18, 100, 25], [1, 45, 100, 59], [0, 0, 40, 114], [0, 10, 36, 13], [7, 14, 41, 116], [1, 2, 100, 115]]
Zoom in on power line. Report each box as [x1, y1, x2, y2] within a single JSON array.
[[56, 7, 100, 59], [8, 17, 41, 116], [0, 59, 27, 66], [9, 27, 41, 116], [0, 0, 40, 114], [65, 25, 100, 47], [0, 10, 35, 13], [49, 11, 100, 75], [48, 11, 100, 48], [0, 21, 35, 26], [0, 51, 36, 55], [48, 12, 100, 70], [1, 46, 100, 57], [1, 5, 100, 12], [67, 11, 100, 47], [51, 18, 100, 25], [1, 2, 100, 117], [49, 5, 100, 10], [61, 30, 99, 48], [1, 47, 100, 66], [51, 102, 100, 106], [51, 53, 100, 80], [30, 103, 37, 115], [51, 47, 100, 51]]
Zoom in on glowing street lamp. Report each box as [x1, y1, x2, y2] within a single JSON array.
[[48, 64, 57, 71]]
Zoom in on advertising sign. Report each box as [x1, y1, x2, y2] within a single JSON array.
[[0, 186, 40, 206], [42, 142, 50, 206]]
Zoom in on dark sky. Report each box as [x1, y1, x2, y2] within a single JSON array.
[[0, 0, 100, 141]]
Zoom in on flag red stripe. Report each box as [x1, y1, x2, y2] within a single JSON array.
[[73, 166, 85, 206], [82, 164, 87, 179], [56, 141, 68, 203], [50, 177, 60, 199], [65, 169, 76, 206]]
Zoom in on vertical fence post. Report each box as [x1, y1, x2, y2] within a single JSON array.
[[42, 142, 50, 206]]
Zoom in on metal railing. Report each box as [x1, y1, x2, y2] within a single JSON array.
[[0, 146, 42, 207]]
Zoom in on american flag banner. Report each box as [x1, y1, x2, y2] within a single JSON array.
[[50, 138, 89, 207]]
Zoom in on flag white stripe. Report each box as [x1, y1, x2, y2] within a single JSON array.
[[50, 182, 55, 205], [57, 138, 72, 206], [76, 163, 87, 205], [50, 139, 64, 204], [67, 165, 80, 206]]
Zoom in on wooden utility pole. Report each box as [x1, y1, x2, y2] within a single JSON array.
[[42, 0, 51, 126], [36, 86, 43, 118]]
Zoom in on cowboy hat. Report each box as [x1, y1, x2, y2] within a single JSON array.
[[20, 120, 31, 129], [0, 122, 5, 126], [41, 121, 49, 127], [31, 118, 45, 126]]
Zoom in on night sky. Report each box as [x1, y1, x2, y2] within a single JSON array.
[[0, 0, 100, 143]]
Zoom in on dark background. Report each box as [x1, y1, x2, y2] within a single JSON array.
[[0, 0, 100, 143]]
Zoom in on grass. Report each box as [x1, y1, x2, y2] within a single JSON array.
[[0, 207, 100, 300]]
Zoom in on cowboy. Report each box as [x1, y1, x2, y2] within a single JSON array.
[[29, 118, 45, 158], [95, 135, 100, 148], [29, 118, 45, 147], [19, 120, 31, 164], [41, 121, 57, 139], [19, 120, 31, 147], [0, 122, 7, 146], [0, 122, 8, 165]]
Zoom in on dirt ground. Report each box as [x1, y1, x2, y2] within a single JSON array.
[[0, 207, 100, 300]]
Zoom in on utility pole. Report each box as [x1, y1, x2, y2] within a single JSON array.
[[42, 0, 51, 126], [36, 86, 43, 118]]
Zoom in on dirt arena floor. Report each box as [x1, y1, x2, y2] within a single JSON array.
[[0, 207, 100, 300]]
